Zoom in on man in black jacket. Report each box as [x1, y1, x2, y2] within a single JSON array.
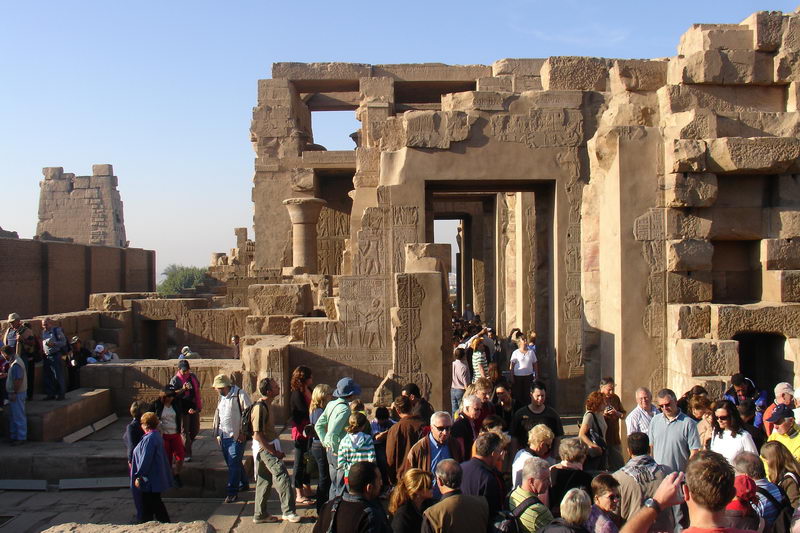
[[313, 461, 389, 533], [461, 432, 505, 518]]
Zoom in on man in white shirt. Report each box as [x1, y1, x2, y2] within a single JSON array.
[[212, 373, 253, 503], [626, 387, 659, 435]]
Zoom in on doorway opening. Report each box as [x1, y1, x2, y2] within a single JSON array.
[[141, 319, 177, 358], [733, 332, 791, 397]]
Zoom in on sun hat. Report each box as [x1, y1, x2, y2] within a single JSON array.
[[212, 374, 232, 389], [332, 377, 361, 398]]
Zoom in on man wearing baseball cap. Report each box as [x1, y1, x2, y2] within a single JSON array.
[[763, 382, 795, 437], [766, 404, 800, 463], [212, 373, 252, 503]]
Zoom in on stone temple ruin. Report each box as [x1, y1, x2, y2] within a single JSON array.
[[6, 9, 800, 428]]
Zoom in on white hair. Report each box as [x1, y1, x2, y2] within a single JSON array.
[[561, 488, 591, 525], [522, 456, 550, 482], [430, 411, 452, 426], [462, 394, 481, 408]]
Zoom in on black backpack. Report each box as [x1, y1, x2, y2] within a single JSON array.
[[756, 485, 793, 533], [240, 399, 266, 442], [493, 494, 541, 533]]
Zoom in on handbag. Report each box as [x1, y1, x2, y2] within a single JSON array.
[[587, 412, 607, 453], [291, 419, 309, 441]]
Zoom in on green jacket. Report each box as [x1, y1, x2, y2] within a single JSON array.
[[314, 397, 350, 454]]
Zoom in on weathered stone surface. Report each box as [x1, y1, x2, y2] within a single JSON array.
[[666, 139, 707, 172], [441, 91, 507, 112], [43, 521, 214, 533], [678, 339, 739, 377], [678, 24, 755, 56], [665, 173, 718, 207], [541, 57, 610, 91], [763, 270, 800, 302], [609, 59, 668, 92], [762, 238, 800, 270], [667, 271, 713, 303], [706, 137, 800, 173], [662, 109, 718, 140], [669, 50, 772, 85], [289, 168, 317, 193], [492, 58, 545, 77], [92, 164, 113, 176], [88, 292, 159, 311], [741, 11, 785, 52], [401, 110, 472, 149], [290, 316, 328, 342], [477, 76, 513, 92], [669, 304, 712, 338], [404, 243, 451, 274], [667, 239, 714, 271], [248, 283, 313, 316]]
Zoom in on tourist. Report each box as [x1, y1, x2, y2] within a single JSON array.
[[510, 456, 555, 533], [512, 424, 556, 487], [586, 474, 622, 533], [289, 365, 314, 505], [2, 345, 26, 445], [760, 441, 800, 508], [510, 333, 538, 405], [338, 411, 376, 482], [451, 347, 470, 413], [308, 383, 332, 511], [540, 488, 591, 533], [389, 468, 435, 533], [648, 388, 700, 529], [722, 474, 763, 532], [124, 400, 146, 522], [473, 377, 497, 427], [689, 395, 713, 449], [511, 380, 565, 454], [723, 373, 768, 428], [599, 378, 626, 471], [0, 350, 8, 407], [422, 459, 490, 533], [494, 383, 521, 431], [87, 344, 119, 363], [463, 304, 475, 322], [732, 451, 787, 527], [763, 382, 795, 437], [549, 438, 594, 517], [41, 317, 67, 401], [178, 345, 191, 359], [402, 382, 435, 424], [626, 387, 658, 436], [461, 431, 506, 518], [313, 460, 389, 533], [794, 389, 800, 422], [612, 432, 673, 532], [737, 399, 766, 452], [387, 395, 426, 484], [169, 359, 201, 462], [579, 391, 608, 471], [452, 394, 482, 460], [471, 335, 489, 382], [405, 411, 464, 498], [131, 412, 172, 523], [211, 373, 252, 503], [765, 404, 800, 461], [676, 385, 708, 418], [251, 377, 300, 523], [709, 400, 757, 465], [66, 336, 90, 390], [315, 376, 361, 499], [371, 405, 395, 488], [4, 314, 37, 400], [151, 386, 186, 487], [230, 335, 240, 359]]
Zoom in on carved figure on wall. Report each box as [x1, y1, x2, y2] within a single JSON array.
[[360, 298, 385, 348]]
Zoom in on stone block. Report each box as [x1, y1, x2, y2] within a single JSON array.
[[359, 76, 394, 103], [322, 297, 338, 320], [773, 50, 800, 83], [666, 271, 713, 303], [92, 164, 113, 176], [678, 24, 754, 56], [666, 139, 707, 172], [664, 173, 718, 207], [42, 167, 64, 180], [355, 146, 380, 173], [662, 109, 718, 140], [513, 75, 542, 92], [72, 176, 91, 189], [289, 317, 328, 342], [247, 283, 313, 316], [667, 239, 714, 271], [25, 388, 113, 441], [88, 292, 158, 311], [712, 303, 800, 339], [441, 91, 506, 112], [762, 238, 800, 270], [289, 168, 317, 194], [678, 339, 740, 377], [372, 63, 491, 81], [762, 270, 800, 302], [777, 174, 800, 207], [741, 11, 785, 52], [476, 76, 513, 92], [704, 206, 763, 240], [264, 315, 297, 335], [402, 110, 472, 149], [669, 304, 712, 338], [272, 62, 371, 80], [404, 243, 451, 274], [771, 208, 800, 238], [492, 58, 545, 76], [541, 56, 609, 91], [669, 50, 772, 85], [609, 59, 668, 92], [706, 137, 800, 174]]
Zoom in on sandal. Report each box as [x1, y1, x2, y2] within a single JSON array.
[[296, 497, 314, 506]]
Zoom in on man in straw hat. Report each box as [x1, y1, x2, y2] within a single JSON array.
[[212, 373, 252, 503]]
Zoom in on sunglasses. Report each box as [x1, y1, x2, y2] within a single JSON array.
[[434, 425, 452, 432], [657, 403, 671, 409], [717, 415, 730, 421]]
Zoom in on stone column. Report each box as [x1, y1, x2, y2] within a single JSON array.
[[283, 198, 327, 274]]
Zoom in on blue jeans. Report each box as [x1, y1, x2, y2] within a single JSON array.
[[310, 441, 330, 511], [327, 449, 344, 499], [220, 437, 246, 496], [43, 354, 65, 398], [9, 394, 26, 441], [451, 388, 465, 414]]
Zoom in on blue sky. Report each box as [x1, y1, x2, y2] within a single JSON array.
[[1, 1, 796, 276]]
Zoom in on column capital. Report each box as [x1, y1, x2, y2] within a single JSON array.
[[282, 197, 327, 224]]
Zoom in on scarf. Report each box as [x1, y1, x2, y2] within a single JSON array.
[[621, 454, 661, 483]]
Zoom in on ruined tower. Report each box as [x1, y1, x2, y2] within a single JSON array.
[[36, 164, 128, 247]]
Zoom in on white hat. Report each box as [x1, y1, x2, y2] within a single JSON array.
[[94, 344, 105, 353], [7, 313, 20, 321], [181, 346, 191, 354]]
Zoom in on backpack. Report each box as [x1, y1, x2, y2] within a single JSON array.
[[756, 485, 793, 533], [493, 494, 541, 533], [240, 399, 266, 442]]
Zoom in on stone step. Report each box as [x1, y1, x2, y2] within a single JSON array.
[[24, 388, 113, 441]]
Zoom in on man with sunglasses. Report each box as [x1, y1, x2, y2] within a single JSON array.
[[765, 404, 800, 462], [405, 411, 465, 498]]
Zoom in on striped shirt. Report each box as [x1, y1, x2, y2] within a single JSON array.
[[337, 432, 376, 477], [472, 350, 488, 383], [509, 486, 553, 533]]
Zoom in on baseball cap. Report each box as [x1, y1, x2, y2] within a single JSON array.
[[767, 403, 795, 423]]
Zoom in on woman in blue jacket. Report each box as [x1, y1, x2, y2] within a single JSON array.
[[131, 411, 173, 523]]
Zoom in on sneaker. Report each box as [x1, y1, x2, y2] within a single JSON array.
[[184, 456, 192, 463], [224, 494, 238, 503], [282, 513, 302, 523], [253, 515, 280, 524]]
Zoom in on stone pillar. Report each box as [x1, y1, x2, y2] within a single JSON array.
[[283, 198, 327, 274]]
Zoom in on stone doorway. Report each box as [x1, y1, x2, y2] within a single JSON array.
[[141, 319, 176, 358], [734, 332, 792, 395]]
